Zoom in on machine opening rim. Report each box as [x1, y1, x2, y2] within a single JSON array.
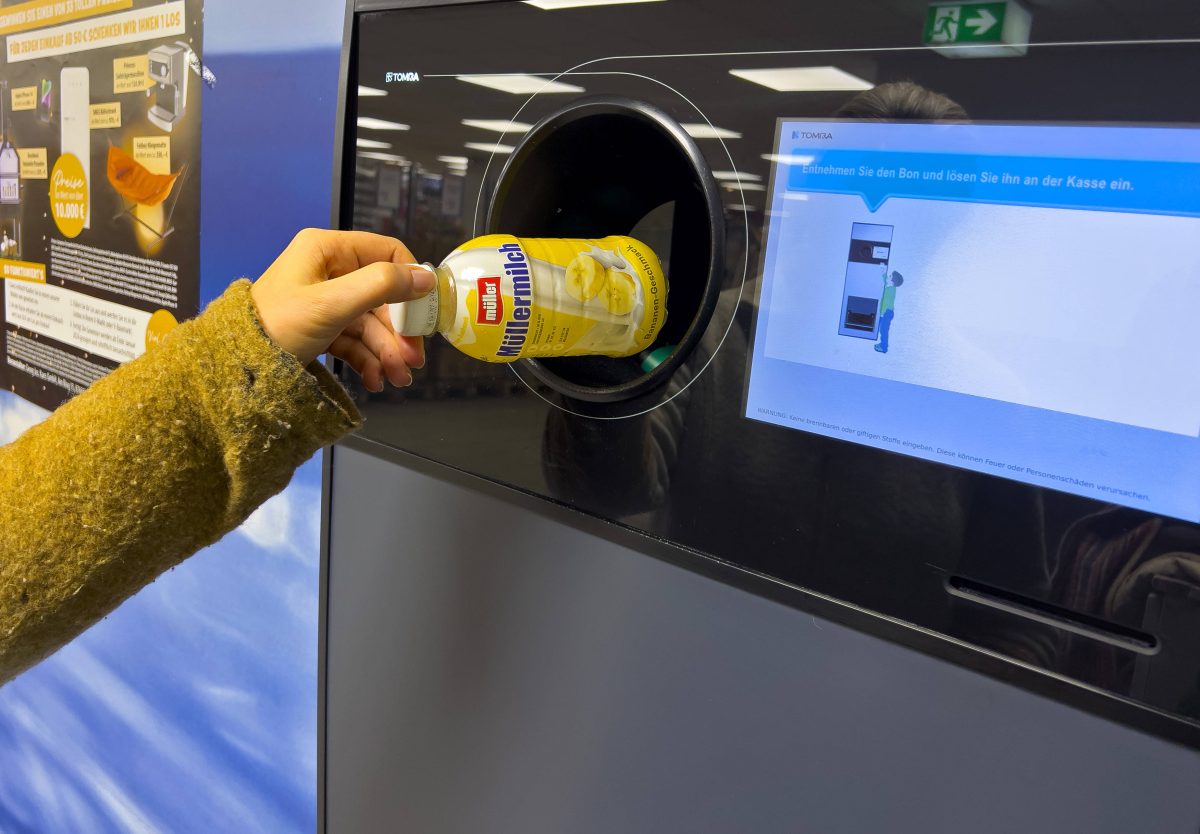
[[486, 95, 726, 403]]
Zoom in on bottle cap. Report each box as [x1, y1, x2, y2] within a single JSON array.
[[389, 270, 439, 337]]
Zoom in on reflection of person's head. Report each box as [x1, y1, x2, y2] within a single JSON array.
[[891, 271, 904, 287], [837, 81, 967, 121]]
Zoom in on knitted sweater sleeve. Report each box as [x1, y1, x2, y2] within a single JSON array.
[[0, 279, 363, 684]]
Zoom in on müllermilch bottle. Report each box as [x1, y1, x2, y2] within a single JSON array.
[[390, 234, 667, 362]]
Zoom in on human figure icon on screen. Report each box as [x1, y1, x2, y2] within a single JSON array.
[[874, 269, 903, 353]]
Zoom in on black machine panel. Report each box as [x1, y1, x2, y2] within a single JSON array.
[[336, 0, 1200, 745]]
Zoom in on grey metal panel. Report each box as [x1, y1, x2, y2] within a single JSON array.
[[325, 443, 1200, 833]]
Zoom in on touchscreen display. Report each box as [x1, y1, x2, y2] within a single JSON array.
[[745, 120, 1200, 521]]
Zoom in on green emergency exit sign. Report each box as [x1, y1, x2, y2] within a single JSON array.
[[924, 1, 1032, 57]]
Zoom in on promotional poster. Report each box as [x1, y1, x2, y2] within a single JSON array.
[[0, 0, 202, 410], [0, 0, 345, 827]]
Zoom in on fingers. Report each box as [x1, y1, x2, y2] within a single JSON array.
[[312, 261, 434, 330], [371, 305, 424, 370], [333, 310, 422, 389], [329, 334, 387, 392], [291, 228, 418, 282], [356, 311, 414, 387]]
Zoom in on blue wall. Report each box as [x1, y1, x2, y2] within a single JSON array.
[[0, 2, 346, 830]]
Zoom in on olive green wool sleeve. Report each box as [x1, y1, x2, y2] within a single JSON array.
[[0, 279, 363, 684]]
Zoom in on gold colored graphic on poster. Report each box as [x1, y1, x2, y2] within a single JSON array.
[[18, 147, 47, 179], [11, 86, 37, 111], [89, 102, 121, 128], [50, 153, 89, 238], [133, 203, 164, 254], [0, 0, 132, 37], [7, 2, 185, 63], [132, 135, 170, 174], [113, 54, 151, 93], [0, 259, 46, 283], [144, 308, 177, 350], [109, 143, 181, 256]]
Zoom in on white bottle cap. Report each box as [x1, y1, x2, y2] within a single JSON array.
[[389, 276, 440, 337]]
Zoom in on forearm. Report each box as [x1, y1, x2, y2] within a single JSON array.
[[0, 280, 361, 684]]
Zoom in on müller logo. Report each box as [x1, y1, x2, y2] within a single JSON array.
[[477, 277, 503, 324]]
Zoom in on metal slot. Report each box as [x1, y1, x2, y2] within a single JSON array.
[[946, 576, 1159, 655]]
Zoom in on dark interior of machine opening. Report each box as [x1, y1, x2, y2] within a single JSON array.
[[489, 110, 718, 394]]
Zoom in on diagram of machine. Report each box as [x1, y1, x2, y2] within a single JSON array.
[[839, 222, 893, 339]]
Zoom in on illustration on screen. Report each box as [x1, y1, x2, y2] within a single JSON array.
[[839, 222, 893, 340], [875, 268, 904, 354]]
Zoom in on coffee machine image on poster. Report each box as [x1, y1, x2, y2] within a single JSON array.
[[147, 42, 191, 132]]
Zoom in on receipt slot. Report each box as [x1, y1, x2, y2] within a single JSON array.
[[489, 97, 724, 402]]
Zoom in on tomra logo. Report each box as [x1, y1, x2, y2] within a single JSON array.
[[477, 277, 503, 324]]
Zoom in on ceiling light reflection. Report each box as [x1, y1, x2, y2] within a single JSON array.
[[462, 118, 534, 134], [465, 141, 515, 154], [357, 117, 410, 131], [713, 171, 762, 182], [357, 151, 408, 164], [523, 0, 666, 8], [457, 74, 584, 95], [729, 66, 872, 92], [681, 123, 742, 140], [762, 153, 816, 166]]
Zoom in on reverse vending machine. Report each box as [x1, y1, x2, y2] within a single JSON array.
[[323, 3, 1200, 831]]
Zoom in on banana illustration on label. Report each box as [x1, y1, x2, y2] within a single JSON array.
[[601, 269, 637, 315], [564, 254, 608, 302]]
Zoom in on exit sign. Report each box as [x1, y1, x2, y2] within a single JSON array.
[[924, 1, 1032, 58]]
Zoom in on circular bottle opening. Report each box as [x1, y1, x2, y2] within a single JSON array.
[[487, 96, 725, 403]]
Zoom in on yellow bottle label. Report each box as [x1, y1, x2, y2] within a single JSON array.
[[443, 234, 667, 363]]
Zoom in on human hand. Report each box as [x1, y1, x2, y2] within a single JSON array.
[[250, 228, 435, 391]]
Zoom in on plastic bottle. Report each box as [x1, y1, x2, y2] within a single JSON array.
[[390, 234, 667, 363]]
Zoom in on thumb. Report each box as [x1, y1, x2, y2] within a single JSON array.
[[312, 261, 436, 326]]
